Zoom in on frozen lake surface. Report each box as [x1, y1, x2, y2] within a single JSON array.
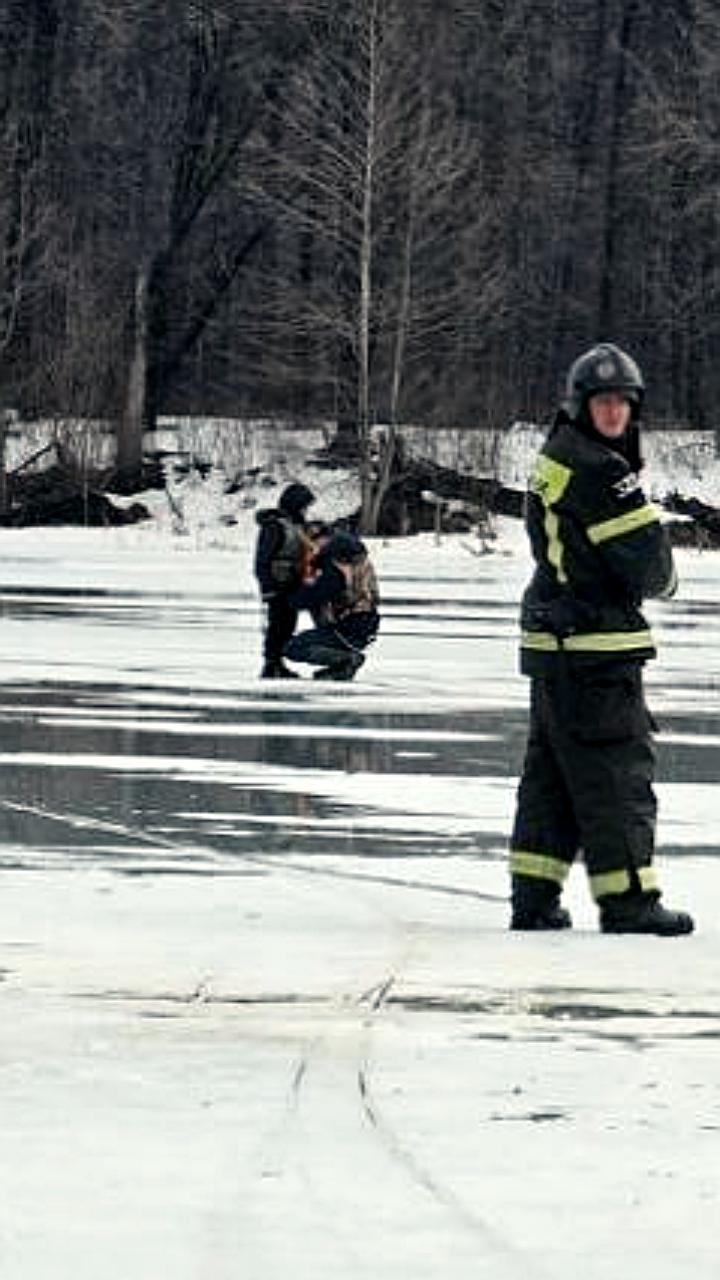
[[0, 523, 717, 1279]]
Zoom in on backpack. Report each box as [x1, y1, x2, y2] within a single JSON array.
[[269, 514, 304, 586], [339, 554, 380, 616]]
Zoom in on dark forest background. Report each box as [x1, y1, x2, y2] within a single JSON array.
[[1, 0, 717, 488]]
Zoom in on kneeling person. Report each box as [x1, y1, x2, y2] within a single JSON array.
[[285, 532, 379, 680]]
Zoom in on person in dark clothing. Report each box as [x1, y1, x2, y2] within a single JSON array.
[[253, 482, 315, 678], [509, 342, 694, 936], [284, 531, 380, 680]]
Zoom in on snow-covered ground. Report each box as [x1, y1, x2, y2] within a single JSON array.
[[0, 436, 718, 1279]]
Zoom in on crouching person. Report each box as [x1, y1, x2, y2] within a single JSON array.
[[285, 531, 380, 681]]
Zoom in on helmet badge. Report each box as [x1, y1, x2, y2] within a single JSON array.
[[596, 358, 617, 381]]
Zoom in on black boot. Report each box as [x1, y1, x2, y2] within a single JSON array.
[[510, 875, 572, 931], [599, 890, 694, 936]]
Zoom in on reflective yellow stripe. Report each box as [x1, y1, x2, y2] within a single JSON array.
[[530, 456, 572, 585], [590, 865, 659, 901], [521, 630, 561, 651], [587, 503, 659, 546], [590, 868, 631, 897], [546, 511, 566, 583], [521, 628, 654, 653], [530, 455, 573, 505], [510, 849, 571, 885], [562, 629, 654, 653], [638, 866, 659, 892]]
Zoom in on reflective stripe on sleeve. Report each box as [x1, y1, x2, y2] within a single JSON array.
[[586, 503, 659, 546], [529, 456, 573, 585]]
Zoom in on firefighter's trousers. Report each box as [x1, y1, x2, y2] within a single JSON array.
[[510, 664, 660, 901]]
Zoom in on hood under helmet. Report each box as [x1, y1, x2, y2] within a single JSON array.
[[564, 342, 645, 423], [562, 342, 645, 470], [278, 482, 315, 519]]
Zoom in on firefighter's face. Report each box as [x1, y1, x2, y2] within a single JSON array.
[[588, 391, 632, 439]]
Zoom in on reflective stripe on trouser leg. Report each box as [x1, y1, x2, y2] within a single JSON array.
[[527, 674, 660, 901], [590, 864, 659, 901], [509, 850, 571, 888], [509, 680, 580, 881], [561, 729, 658, 898]]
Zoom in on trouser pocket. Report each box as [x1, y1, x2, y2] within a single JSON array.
[[569, 668, 650, 743]]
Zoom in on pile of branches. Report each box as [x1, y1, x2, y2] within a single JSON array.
[[0, 444, 157, 527], [662, 493, 720, 549], [373, 455, 720, 547], [366, 456, 521, 535]]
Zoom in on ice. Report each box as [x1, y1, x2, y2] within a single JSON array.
[[0, 513, 717, 1280]]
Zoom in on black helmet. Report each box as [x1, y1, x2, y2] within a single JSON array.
[[278, 482, 315, 517], [564, 343, 644, 421]]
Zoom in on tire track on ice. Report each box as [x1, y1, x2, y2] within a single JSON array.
[[4, 797, 550, 1275]]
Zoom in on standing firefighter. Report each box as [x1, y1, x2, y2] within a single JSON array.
[[254, 482, 315, 679], [509, 342, 694, 935]]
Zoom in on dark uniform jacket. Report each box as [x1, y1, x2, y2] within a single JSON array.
[[520, 419, 677, 678]]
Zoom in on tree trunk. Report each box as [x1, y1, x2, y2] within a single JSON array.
[[116, 264, 149, 483], [0, 411, 10, 517], [365, 105, 419, 535], [358, 0, 378, 531], [598, 0, 639, 335]]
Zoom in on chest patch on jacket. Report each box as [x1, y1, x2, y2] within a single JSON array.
[[612, 472, 641, 500]]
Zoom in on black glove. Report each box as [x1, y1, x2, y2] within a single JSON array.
[[528, 596, 593, 639]]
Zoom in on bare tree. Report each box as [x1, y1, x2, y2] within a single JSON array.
[[41, 1, 316, 485], [0, 1, 61, 389], [245, 0, 505, 529], [4, 0, 720, 475]]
